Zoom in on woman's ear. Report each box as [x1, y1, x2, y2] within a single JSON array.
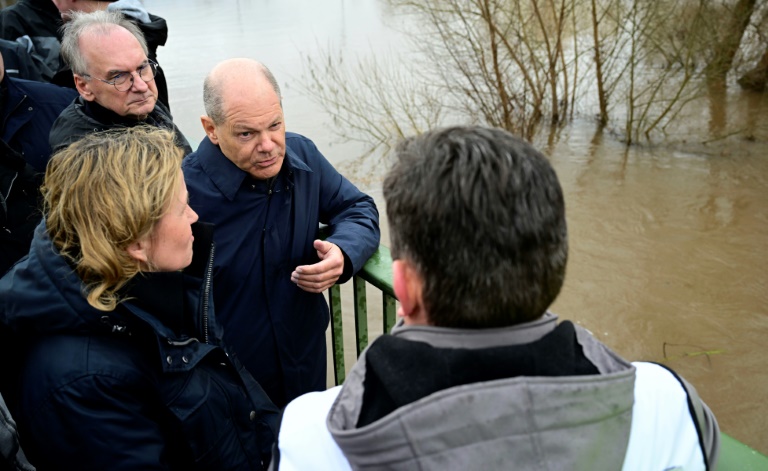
[[126, 238, 149, 264], [392, 259, 428, 325]]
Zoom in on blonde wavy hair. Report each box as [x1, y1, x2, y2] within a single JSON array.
[[42, 126, 185, 311]]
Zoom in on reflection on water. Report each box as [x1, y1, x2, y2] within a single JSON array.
[[144, 0, 407, 151], [145, 0, 768, 454]]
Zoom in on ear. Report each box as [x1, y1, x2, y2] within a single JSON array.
[[74, 74, 95, 101], [392, 259, 428, 325], [201, 115, 219, 145], [126, 237, 150, 265]]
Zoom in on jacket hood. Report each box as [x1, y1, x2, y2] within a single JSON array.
[[327, 314, 638, 470], [0, 222, 106, 336], [107, 1, 168, 51], [138, 14, 168, 50], [107, 0, 151, 24], [0, 221, 216, 339]]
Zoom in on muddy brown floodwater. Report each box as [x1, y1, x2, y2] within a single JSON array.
[[147, 0, 768, 454], [546, 119, 768, 455]]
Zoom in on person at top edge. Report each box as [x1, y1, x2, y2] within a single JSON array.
[[0, 0, 61, 81]]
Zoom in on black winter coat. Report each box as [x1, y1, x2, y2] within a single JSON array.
[[0, 0, 60, 41], [0, 222, 279, 470], [0, 76, 77, 275], [0, 0, 62, 81], [48, 96, 192, 154]]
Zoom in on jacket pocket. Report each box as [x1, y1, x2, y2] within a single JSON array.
[[166, 368, 254, 469]]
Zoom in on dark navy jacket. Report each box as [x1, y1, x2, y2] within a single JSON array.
[[182, 133, 380, 407], [0, 76, 76, 275], [2, 76, 77, 171], [0, 222, 279, 470]]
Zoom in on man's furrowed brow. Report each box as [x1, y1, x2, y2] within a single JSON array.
[[107, 61, 149, 76], [231, 124, 257, 132]]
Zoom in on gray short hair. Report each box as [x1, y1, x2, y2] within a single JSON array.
[[384, 126, 569, 328], [60, 10, 148, 76], [203, 62, 282, 124]]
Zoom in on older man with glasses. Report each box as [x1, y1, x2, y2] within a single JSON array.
[[48, 10, 190, 154]]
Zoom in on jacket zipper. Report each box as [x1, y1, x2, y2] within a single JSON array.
[[1, 94, 27, 211], [202, 243, 215, 344], [261, 178, 275, 310], [1, 93, 25, 131]]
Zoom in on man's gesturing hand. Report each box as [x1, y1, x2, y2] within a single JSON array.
[[291, 240, 345, 293]]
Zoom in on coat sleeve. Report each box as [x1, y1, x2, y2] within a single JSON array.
[[22, 373, 170, 471], [312, 145, 380, 282], [270, 386, 352, 471], [674, 371, 720, 469], [624, 362, 720, 471], [0, 392, 35, 471]]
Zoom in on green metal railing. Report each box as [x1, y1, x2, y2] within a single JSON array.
[[329, 244, 396, 384], [329, 243, 768, 468]]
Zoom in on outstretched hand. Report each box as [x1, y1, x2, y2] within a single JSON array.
[[291, 240, 345, 293]]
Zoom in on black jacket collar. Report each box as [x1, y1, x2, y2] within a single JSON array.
[[83, 99, 150, 127], [119, 222, 215, 338]]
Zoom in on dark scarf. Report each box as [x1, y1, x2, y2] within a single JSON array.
[[357, 321, 600, 427]]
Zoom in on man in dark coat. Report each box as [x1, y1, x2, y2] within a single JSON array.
[[183, 58, 380, 408], [48, 10, 188, 153], [0, 50, 77, 275], [49, 0, 171, 110]]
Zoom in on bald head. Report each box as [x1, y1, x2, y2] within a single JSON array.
[[203, 59, 282, 124], [200, 59, 287, 180]]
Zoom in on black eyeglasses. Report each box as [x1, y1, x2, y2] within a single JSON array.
[[82, 60, 159, 92]]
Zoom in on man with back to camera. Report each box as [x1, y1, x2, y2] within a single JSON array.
[[0, 49, 77, 275], [48, 10, 189, 153], [182, 58, 380, 408], [271, 125, 720, 470]]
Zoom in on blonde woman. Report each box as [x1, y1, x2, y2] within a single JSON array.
[[0, 127, 278, 470]]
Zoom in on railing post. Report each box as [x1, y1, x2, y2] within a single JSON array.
[[329, 284, 345, 385], [383, 293, 397, 334], [353, 276, 368, 356]]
